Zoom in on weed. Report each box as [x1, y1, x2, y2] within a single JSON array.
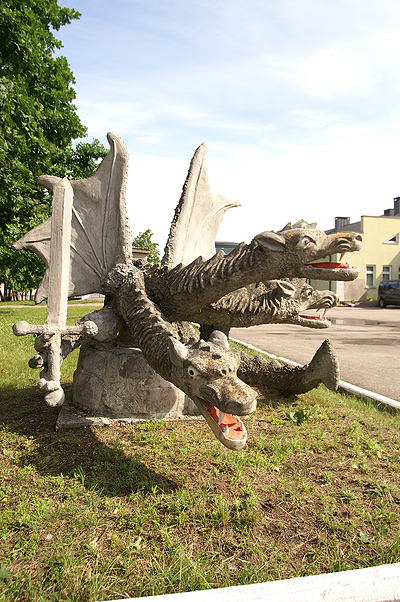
[[286, 409, 309, 425]]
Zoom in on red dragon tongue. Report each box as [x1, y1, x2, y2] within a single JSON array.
[[300, 308, 329, 322], [308, 261, 349, 269], [201, 399, 246, 442], [308, 252, 349, 270]]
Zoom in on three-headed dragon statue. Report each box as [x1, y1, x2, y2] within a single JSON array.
[[12, 133, 362, 450]]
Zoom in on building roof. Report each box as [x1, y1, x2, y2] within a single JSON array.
[[326, 198, 400, 234]]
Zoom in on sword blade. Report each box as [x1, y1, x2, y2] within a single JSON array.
[[44, 178, 73, 401], [47, 177, 73, 327]]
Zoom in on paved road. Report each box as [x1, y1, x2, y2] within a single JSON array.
[[230, 305, 400, 402]]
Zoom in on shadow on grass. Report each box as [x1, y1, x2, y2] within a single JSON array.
[[251, 384, 299, 409], [0, 384, 179, 497]]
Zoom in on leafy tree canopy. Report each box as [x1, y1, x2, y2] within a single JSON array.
[[132, 230, 161, 265], [0, 1, 107, 293]]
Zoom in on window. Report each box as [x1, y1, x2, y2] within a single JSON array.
[[383, 233, 399, 244], [382, 266, 391, 281], [366, 265, 375, 287]]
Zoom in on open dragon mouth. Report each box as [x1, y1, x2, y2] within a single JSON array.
[[303, 254, 359, 281], [192, 397, 248, 450], [308, 261, 348, 269], [298, 308, 331, 328]]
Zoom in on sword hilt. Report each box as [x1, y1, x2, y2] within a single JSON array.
[[13, 321, 53, 336], [13, 320, 99, 337], [13, 319, 99, 409]]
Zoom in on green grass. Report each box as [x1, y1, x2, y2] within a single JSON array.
[[1, 298, 103, 306], [1, 304, 400, 601], [0, 306, 90, 397]]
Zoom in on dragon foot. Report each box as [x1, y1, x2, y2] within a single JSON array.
[[238, 339, 340, 394]]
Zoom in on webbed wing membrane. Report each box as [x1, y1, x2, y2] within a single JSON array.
[[14, 136, 237, 302], [162, 142, 240, 269], [13, 133, 131, 302]]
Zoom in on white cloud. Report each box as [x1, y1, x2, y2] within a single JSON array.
[[76, 99, 154, 137], [126, 124, 400, 255], [299, 47, 367, 98], [126, 154, 189, 247]]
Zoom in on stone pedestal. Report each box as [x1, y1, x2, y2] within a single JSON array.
[[71, 343, 200, 420]]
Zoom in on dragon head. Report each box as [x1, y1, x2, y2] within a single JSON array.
[[168, 330, 257, 450], [254, 220, 362, 281], [269, 280, 338, 328]]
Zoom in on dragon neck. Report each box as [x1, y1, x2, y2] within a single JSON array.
[[116, 276, 176, 381], [183, 285, 285, 328], [148, 242, 280, 320], [168, 243, 259, 295]]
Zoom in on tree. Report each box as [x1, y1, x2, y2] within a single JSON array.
[[50, 139, 108, 180], [0, 1, 107, 295], [132, 230, 161, 265]]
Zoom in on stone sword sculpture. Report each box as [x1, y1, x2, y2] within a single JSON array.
[[12, 177, 98, 407]]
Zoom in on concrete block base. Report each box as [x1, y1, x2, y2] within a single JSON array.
[[71, 343, 200, 420]]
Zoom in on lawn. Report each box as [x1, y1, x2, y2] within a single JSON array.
[[1, 305, 400, 602]]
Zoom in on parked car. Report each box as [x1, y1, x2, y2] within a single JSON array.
[[378, 280, 400, 307]]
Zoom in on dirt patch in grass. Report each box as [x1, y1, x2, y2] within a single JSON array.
[[1, 379, 400, 601]]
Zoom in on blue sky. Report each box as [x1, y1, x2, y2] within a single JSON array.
[[59, 0, 400, 250]]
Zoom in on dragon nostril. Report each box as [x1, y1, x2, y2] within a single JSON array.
[[355, 234, 362, 242]]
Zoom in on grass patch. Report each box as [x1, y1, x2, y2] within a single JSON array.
[[1, 305, 400, 601], [1, 299, 103, 306]]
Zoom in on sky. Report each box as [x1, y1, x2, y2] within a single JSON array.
[[58, 0, 400, 252]]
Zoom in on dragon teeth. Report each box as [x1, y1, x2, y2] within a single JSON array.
[[218, 411, 225, 425], [339, 254, 352, 269], [223, 425, 229, 435], [318, 308, 329, 320]]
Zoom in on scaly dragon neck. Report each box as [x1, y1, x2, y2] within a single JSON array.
[[145, 242, 279, 320], [111, 268, 176, 381]]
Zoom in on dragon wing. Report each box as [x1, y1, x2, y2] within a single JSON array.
[[13, 132, 131, 302], [162, 142, 241, 269]]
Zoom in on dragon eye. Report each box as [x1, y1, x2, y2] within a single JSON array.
[[298, 236, 312, 248], [187, 366, 199, 378], [303, 287, 313, 298]]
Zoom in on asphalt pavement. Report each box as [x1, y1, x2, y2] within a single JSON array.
[[230, 305, 400, 402]]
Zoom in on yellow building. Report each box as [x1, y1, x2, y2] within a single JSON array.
[[311, 199, 400, 302]]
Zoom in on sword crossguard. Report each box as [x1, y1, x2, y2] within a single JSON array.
[[13, 320, 99, 338]]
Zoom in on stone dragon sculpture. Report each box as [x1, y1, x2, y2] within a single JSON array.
[[104, 263, 256, 450], [13, 133, 362, 450]]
